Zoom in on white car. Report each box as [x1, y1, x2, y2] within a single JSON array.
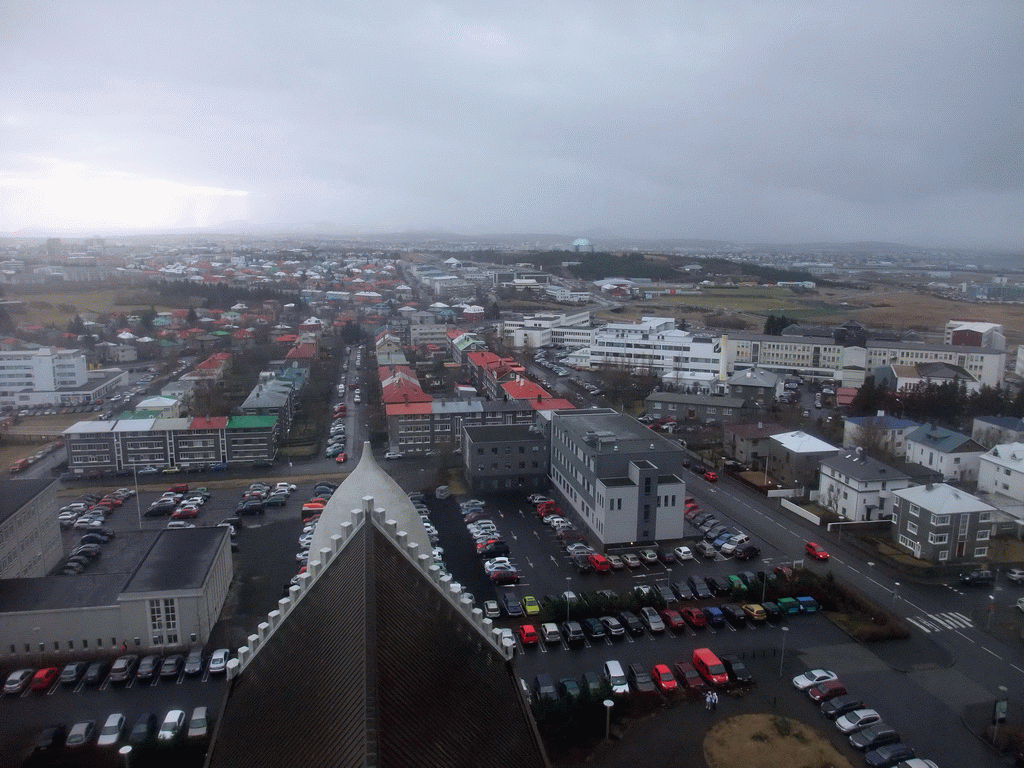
[[157, 710, 186, 742], [835, 709, 881, 734], [459, 499, 486, 509], [384, 451, 403, 459], [166, 521, 196, 529], [208, 648, 230, 674], [274, 483, 297, 493], [96, 713, 126, 746], [792, 669, 839, 690], [673, 545, 694, 561], [565, 543, 594, 556], [483, 600, 501, 618], [483, 557, 513, 573]]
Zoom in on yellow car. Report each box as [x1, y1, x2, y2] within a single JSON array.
[[521, 595, 541, 616]]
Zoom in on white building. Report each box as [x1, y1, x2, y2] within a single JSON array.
[[500, 310, 593, 350], [977, 442, 1024, 524], [0, 347, 125, 407], [548, 409, 687, 548], [904, 424, 985, 484], [587, 317, 726, 378], [817, 451, 912, 521], [944, 320, 1006, 350]]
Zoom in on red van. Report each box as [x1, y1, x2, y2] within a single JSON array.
[[692, 647, 729, 686]]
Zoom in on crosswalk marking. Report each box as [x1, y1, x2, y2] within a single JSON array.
[[905, 612, 973, 634]]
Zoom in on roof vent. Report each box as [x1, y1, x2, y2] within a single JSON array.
[[650, 443, 655, 450], [925, 483, 934, 491]]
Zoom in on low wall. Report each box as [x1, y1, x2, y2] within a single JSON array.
[[780, 497, 823, 526]]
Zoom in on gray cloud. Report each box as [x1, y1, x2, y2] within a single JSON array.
[[2, 0, 1021, 247]]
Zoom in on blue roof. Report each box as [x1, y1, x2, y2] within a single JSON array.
[[974, 415, 1024, 431], [906, 423, 980, 453], [847, 415, 919, 430]]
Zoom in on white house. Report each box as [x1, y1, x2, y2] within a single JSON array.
[[905, 424, 986, 483], [817, 450, 912, 521]]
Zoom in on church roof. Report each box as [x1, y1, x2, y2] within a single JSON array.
[[207, 447, 547, 768]]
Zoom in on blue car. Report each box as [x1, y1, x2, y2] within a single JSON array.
[[211, 463, 228, 471]]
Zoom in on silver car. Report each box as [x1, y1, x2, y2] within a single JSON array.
[[97, 713, 126, 747]]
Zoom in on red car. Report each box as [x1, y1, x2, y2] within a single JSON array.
[[808, 680, 848, 702], [518, 625, 539, 646], [660, 609, 687, 632], [489, 569, 520, 585], [805, 542, 830, 561], [680, 607, 707, 629], [588, 554, 612, 573], [171, 507, 199, 520], [30, 667, 59, 691], [335, 453, 348, 464], [703, 470, 719, 482], [652, 663, 678, 693]]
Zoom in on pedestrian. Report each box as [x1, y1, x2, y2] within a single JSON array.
[[711, 691, 718, 710], [705, 691, 713, 710]]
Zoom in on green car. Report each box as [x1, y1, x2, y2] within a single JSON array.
[[325, 446, 343, 458], [727, 574, 747, 594], [521, 595, 540, 615]]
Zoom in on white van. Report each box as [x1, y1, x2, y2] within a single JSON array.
[[604, 660, 629, 694], [435, 485, 451, 499]]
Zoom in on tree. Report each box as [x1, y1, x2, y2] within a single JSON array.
[[141, 306, 157, 331], [67, 314, 86, 336], [763, 314, 793, 336], [849, 376, 883, 417], [849, 418, 900, 464], [187, 307, 198, 325]]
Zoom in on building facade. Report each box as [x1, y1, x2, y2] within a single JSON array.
[[462, 424, 550, 492], [891, 483, 996, 563], [904, 424, 985, 483], [549, 409, 687, 548], [0, 480, 62, 579], [817, 452, 912, 521]]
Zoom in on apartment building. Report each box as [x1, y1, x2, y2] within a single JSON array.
[[462, 424, 550, 492], [892, 483, 997, 563], [904, 424, 985, 483], [0, 347, 126, 407], [586, 317, 725, 377], [548, 409, 687, 548], [817, 451, 912, 521]]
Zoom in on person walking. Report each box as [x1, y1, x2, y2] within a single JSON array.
[[705, 691, 713, 710], [710, 691, 718, 710]]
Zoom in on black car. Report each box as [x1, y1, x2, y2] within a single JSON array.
[[705, 576, 731, 596], [236, 500, 265, 516], [160, 654, 184, 679], [34, 724, 67, 753], [560, 620, 586, 647], [864, 742, 915, 768], [960, 569, 995, 586], [850, 723, 901, 751], [502, 593, 524, 617], [627, 662, 657, 693], [721, 603, 747, 627], [184, 648, 205, 676], [60, 661, 87, 686], [145, 503, 176, 517], [657, 548, 676, 565], [263, 494, 288, 507], [821, 695, 865, 719], [581, 617, 607, 640], [656, 584, 676, 605], [80, 533, 112, 545], [760, 601, 783, 622], [136, 655, 160, 681], [533, 673, 559, 703], [109, 654, 138, 684], [572, 554, 594, 574], [83, 661, 110, 686], [581, 670, 605, 697], [734, 544, 762, 561], [617, 610, 645, 636], [719, 654, 754, 686], [479, 542, 510, 558], [220, 517, 243, 528], [128, 713, 159, 746], [687, 576, 712, 599]]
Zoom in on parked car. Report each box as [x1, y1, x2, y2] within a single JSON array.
[[65, 720, 97, 748], [673, 660, 708, 694], [83, 661, 110, 686], [184, 648, 205, 676], [97, 713, 127, 747], [850, 723, 901, 751], [34, 724, 67, 753], [60, 661, 87, 686], [835, 708, 882, 734], [208, 648, 230, 675], [618, 610, 645, 636], [157, 710, 186, 742], [864, 743, 915, 768], [627, 662, 657, 693], [719, 654, 754, 686], [136, 654, 160, 682], [960, 569, 995, 586], [651, 663, 678, 693], [599, 615, 626, 638], [187, 706, 211, 739], [793, 668, 838, 690], [560, 620, 586, 647], [159, 654, 184, 679], [640, 606, 666, 633], [808, 680, 848, 702], [109, 655, 139, 684], [821, 694, 866, 720]]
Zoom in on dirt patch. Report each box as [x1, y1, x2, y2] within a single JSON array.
[[704, 713, 855, 768]]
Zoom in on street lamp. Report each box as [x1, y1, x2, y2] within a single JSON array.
[[133, 465, 142, 530], [119, 745, 132, 768], [603, 699, 614, 740], [33, 626, 41, 666], [566, 576, 572, 622], [778, 627, 789, 677]]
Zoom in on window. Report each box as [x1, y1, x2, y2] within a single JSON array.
[[906, 522, 918, 535], [977, 529, 990, 541], [931, 514, 950, 526], [928, 532, 948, 545], [938, 550, 949, 561], [974, 546, 988, 558], [908, 504, 920, 517]]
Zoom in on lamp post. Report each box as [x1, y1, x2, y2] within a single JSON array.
[[778, 627, 789, 677], [987, 595, 996, 630], [891, 582, 900, 608], [33, 626, 41, 666], [603, 699, 614, 740], [133, 465, 142, 530], [566, 576, 572, 622], [119, 745, 132, 768]]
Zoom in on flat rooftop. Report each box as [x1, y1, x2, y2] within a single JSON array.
[[122, 527, 228, 593]]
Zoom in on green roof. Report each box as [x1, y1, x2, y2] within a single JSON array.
[[227, 415, 279, 429]]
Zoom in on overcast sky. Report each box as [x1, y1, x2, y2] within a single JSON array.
[[2, 1, 1021, 248]]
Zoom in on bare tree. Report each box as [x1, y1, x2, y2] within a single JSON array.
[[850, 419, 900, 464]]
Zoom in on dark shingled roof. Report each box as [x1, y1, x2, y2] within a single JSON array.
[[207, 521, 548, 768], [121, 527, 228, 593], [0, 478, 54, 524]]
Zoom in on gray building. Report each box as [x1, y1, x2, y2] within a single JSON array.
[[767, 430, 840, 493], [0, 527, 232, 663], [726, 367, 783, 405], [0, 479, 62, 579], [645, 391, 753, 425], [462, 424, 549, 492], [549, 409, 687, 548], [892, 483, 997, 563]]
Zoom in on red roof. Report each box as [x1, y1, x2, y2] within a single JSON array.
[[532, 399, 575, 411], [196, 352, 232, 370], [382, 379, 432, 405], [502, 379, 553, 401], [190, 416, 228, 429], [285, 343, 316, 359], [385, 402, 433, 416]]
